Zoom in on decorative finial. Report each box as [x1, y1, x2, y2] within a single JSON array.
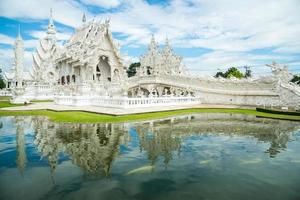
[[82, 12, 86, 23], [50, 8, 53, 19], [49, 8, 54, 26], [149, 34, 157, 51], [165, 36, 169, 46], [17, 24, 22, 40], [47, 8, 56, 37], [151, 34, 155, 41]]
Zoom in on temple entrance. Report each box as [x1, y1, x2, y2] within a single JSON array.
[[95, 56, 111, 82]]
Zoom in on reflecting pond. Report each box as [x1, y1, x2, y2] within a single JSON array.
[[0, 114, 300, 200]]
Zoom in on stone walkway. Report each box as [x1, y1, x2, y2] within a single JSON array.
[[0, 102, 255, 115]]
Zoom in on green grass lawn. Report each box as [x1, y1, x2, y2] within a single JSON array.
[[0, 96, 11, 101], [30, 100, 54, 103], [1, 99, 299, 123], [0, 101, 24, 108], [0, 107, 300, 123]]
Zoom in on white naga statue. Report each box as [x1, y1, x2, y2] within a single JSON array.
[[266, 61, 293, 83]]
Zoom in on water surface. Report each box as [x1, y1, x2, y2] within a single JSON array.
[[0, 114, 300, 200]]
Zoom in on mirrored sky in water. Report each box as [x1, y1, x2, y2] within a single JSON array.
[[0, 114, 300, 200]]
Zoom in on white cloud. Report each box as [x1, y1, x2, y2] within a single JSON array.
[[0, 33, 38, 49], [29, 30, 72, 41], [0, 0, 88, 27], [1, 0, 299, 74], [183, 50, 298, 76], [0, 48, 33, 72], [122, 54, 139, 67], [80, 0, 122, 8], [106, 0, 300, 73], [0, 34, 15, 45]]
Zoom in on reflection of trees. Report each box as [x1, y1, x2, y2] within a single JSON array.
[[135, 114, 300, 159], [137, 124, 181, 166], [32, 117, 129, 176]]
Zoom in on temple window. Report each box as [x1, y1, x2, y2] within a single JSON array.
[[146, 66, 152, 75], [72, 75, 76, 83], [66, 75, 70, 84], [96, 65, 101, 81], [61, 76, 65, 85]]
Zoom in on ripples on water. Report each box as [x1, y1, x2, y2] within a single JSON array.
[[0, 113, 300, 200]]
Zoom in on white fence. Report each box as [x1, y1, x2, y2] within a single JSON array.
[[55, 96, 201, 108]]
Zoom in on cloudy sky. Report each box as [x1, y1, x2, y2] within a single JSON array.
[[0, 0, 299, 76]]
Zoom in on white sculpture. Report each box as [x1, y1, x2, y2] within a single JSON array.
[[266, 61, 293, 83]]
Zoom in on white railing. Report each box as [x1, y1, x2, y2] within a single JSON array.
[[0, 89, 12, 96], [55, 95, 201, 108]]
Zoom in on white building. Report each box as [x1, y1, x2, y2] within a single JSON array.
[[4, 10, 300, 109]]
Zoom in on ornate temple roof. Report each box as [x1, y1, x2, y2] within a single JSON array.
[[3, 71, 32, 81], [138, 36, 185, 76], [57, 18, 123, 68], [31, 9, 58, 83]]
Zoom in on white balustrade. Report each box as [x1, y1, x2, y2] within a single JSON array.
[[0, 89, 12, 96], [55, 95, 201, 108]]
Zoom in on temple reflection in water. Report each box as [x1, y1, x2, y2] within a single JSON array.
[[13, 114, 300, 177]]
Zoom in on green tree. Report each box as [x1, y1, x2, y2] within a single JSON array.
[[291, 75, 300, 85], [214, 67, 249, 79], [214, 71, 225, 78], [224, 67, 244, 79], [126, 62, 141, 77], [0, 68, 6, 89]]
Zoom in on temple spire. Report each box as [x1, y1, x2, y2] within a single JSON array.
[[165, 36, 169, 45], [149, 34, 158, 51], [17, 24, 22, 40], [82, 12, 86, 23], [14, 26, 24, 85], [46, 8, 56, 39], [163, 36, 172, 53]]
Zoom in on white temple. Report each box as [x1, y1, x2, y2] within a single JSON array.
[[2, 10, 300, 109]]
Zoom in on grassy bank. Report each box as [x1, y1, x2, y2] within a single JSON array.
[[0, 101, 23, 108], [1, 107, 300, 123], [30, 100, 54, 103], [0, 96, 11, 101]]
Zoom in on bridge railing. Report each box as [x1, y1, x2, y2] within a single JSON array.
[[55, 96, 201, 108], [0, 89, 12, 96]]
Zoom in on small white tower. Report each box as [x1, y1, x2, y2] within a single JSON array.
[[14, 25, 24, 88]]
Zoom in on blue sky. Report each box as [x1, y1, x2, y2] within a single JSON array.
[[0, 0, 299, 76]]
